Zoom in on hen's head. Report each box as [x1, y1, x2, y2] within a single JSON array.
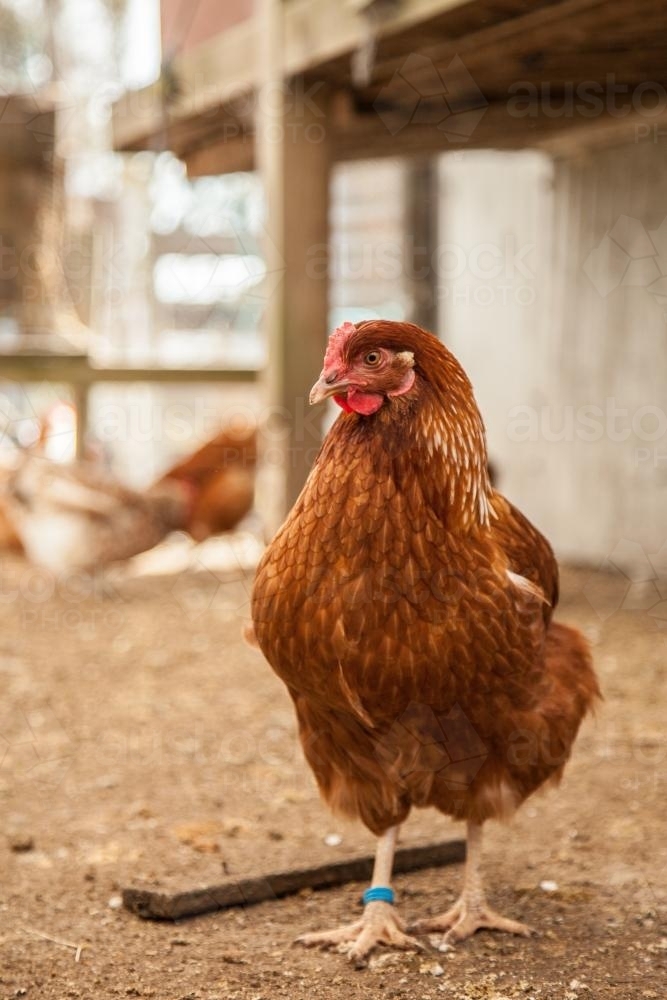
[[309, 319, 471, 417], [309, 320, 417, 415], [310, 320, 490, 526]]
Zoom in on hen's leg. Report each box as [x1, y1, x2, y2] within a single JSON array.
[[295, 825, 424, 967], [410, 821, 532, 944]]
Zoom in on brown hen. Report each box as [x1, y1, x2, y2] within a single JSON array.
[[251, 321, 599, 965]]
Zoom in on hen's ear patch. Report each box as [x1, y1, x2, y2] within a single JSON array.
[[396, 351, 415, 367]]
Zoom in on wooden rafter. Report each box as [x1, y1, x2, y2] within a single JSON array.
[[112, 0, 667, 173]]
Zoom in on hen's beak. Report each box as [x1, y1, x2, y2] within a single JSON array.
[[309, 373, 349, 406]]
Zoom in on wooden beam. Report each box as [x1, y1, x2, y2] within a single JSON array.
[[360, 0, 667, 108], [112, 0, 471, 153], [0, 357, 258, 384], [184, 131, 254, 177], [111, 79, 164, 151], [143, 94, 667, 176], [111, 0, 667, 168], [331, 99, 667, 161], [539, 104, 667, 157], [283, 0, 471, 78], [360, 0, 613, 90], [152, 232, 254, 256], [112, 17, 257, 152]]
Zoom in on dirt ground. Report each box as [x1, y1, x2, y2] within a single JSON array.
[[0, 543, 665, 1000]]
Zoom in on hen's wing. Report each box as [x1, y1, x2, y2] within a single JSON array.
[[490, 492, 559, 621]]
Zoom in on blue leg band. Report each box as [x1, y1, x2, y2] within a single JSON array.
[[362, 886, 395, 905]]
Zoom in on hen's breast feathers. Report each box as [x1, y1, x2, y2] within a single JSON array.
[[252, 403, 599, 830], [253, 415, 552, 718]]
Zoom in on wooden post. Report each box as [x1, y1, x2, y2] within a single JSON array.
[[256, 0, 331, 533], [73, 383, 88, 459], [404, 157, 439, 334]]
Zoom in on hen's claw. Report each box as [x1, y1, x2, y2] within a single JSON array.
[[295, 900, 425, 968], [410, 898, 533, 945]]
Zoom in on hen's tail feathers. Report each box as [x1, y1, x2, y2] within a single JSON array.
[[534, 621, 601, 795], [547, 620, 602, 717]]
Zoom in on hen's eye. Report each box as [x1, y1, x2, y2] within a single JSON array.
[[364, 351, 381, 366]]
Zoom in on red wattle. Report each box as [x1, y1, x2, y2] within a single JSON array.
[[334, 394, 354, 413], [345, 390, 384, 415], [333, 390, 384, 415]]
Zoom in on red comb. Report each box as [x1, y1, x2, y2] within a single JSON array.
[[323, 320, 356, 370]]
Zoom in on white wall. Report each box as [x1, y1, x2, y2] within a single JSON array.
[[438, 144, 667, 570], [330, 159, 409, 325]]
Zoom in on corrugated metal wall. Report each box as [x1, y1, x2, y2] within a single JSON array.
[[438, 142, 667, 569]]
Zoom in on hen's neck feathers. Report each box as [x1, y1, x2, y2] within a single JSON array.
[[415, 384, 492, 531], [318, 344, 492, 533]]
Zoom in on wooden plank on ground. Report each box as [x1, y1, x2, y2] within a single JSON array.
[[122, 839, 466, 920]]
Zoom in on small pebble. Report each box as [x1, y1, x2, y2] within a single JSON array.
[[539, 879, 559, 893], [419, 961, 445, 976], [324, 833, 342, 847], [9, 834, 34, 853], [107, 895, 123, 909], [369, 952, 403, 970]]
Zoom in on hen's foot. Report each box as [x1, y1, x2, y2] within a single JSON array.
[[295, 900, 425, 968], [410, 897, 533, 945]]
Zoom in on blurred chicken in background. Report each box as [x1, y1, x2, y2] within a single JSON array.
[[0, 424, 256, 573], [0, 488, 22, 552], [157, 424, 257, 542]]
